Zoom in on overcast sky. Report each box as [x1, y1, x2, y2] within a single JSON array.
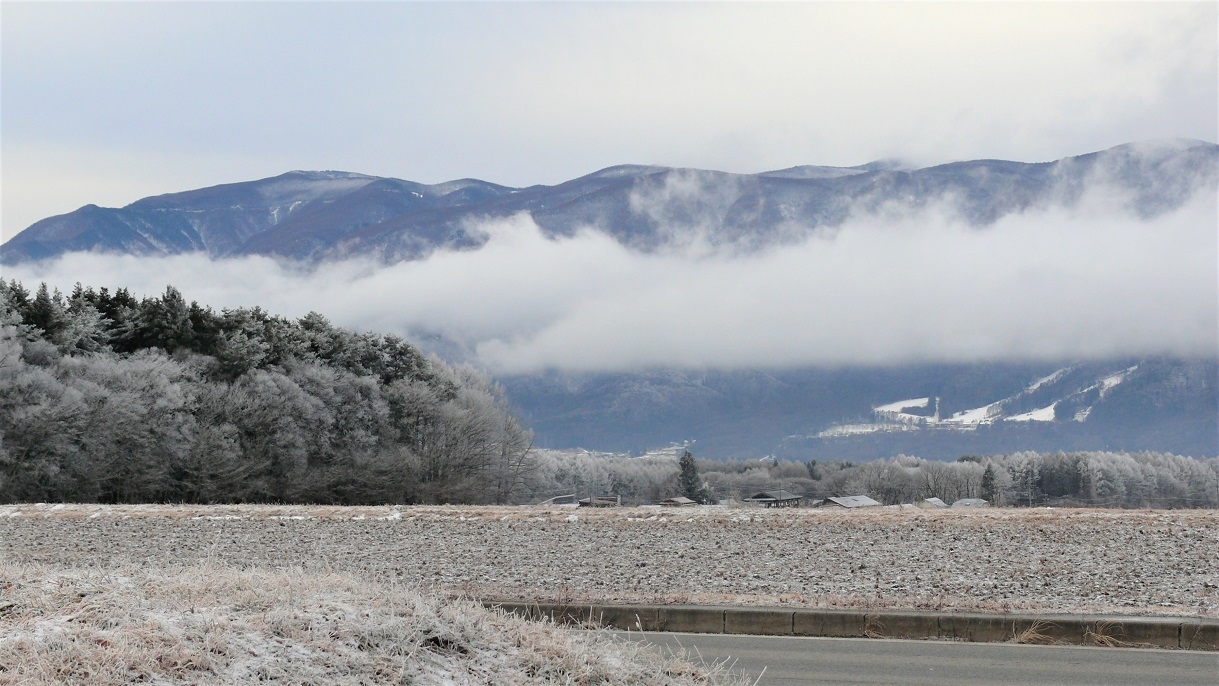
[[2, 2, 1215, 237]]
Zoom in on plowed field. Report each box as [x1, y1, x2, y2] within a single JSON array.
[[2, 504, 1215, 617]]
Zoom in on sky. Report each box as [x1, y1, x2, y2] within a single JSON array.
[[1, 2, 1217, 374], [2, 2, 1215, 235]]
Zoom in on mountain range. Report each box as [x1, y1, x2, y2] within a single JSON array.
[[3, 139, 1215, 264], [3, 139, 1216, 459]]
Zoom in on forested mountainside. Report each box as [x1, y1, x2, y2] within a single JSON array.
[[3, 139, 1215, 264], [0, 280, 532, 504]]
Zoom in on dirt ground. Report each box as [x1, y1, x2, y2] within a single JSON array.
[[2, 503, 1215, 617]]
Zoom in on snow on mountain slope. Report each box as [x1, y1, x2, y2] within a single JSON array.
[[1100, 366, 1138, 397], [1007, 404, 1058, 422], [821, 364, 1146, 436], [874, 397, 930, 413], [940, 402, 1003, 426]]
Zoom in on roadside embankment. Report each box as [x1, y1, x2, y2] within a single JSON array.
[[489, 602, 1219, 650]]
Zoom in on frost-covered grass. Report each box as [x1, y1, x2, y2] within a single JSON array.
[[0, 563, 747, 686]]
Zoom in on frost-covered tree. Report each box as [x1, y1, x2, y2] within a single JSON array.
[[0, 280, 538, 506]]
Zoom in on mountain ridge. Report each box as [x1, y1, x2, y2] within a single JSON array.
[[5, 138, 1215, 264]]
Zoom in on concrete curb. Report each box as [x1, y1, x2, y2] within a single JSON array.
[[484, 602, 1219, 651]]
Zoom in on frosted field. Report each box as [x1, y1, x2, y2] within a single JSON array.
[[2, 504, 1216, 618]]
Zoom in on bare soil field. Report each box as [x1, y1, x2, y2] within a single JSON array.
[[2, 504, 1216, 618]]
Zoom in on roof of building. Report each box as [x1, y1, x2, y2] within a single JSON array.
[[578, 495, 621, 507], [951, 498, 990, 508], [660, 496, 698, 505], [825, 495, 881, 508], [917, 497, 949, 508], [745, 490, 803, 502]]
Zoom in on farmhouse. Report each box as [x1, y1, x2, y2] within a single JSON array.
[[577, 495, 621, 507], [951, 498, 989, 508], [743, 490, 803, 508], [659, 496, 698, 507], [823, 495, 881, 509], [916, 497, 948, 509]]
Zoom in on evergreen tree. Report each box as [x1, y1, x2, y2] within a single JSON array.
[[678, 450, 709, 504], [805, 459, 820, 480], [26, 283, 67, 339], [59, 289, 111, 353], [0, 281, 28, 330], [981, 463, 998, 504], [139, 285, 195, 352]]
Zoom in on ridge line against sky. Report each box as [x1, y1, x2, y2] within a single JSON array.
[[3, 2, 1216, 238], [13, 135, 1219, 220]]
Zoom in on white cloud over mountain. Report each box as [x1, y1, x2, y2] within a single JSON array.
[[8, 185, 1214, 374]]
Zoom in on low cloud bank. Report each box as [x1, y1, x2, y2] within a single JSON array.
[[6, 190, 1215, 374]]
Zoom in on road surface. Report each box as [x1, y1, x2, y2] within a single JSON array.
[[619, 632, 1219, 685]]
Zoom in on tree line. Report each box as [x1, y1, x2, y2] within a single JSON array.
[[0, 280, 532, 505], [2, 279, 1214, 509], [486, 448, 1217, 509], [695, 451, 1219, 509]]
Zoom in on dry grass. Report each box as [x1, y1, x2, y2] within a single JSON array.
[[1084, 620, 1131, 647], [0, 563, 749, 686], [862, 614, 887, 639], [1013, 620, 1059, 645]]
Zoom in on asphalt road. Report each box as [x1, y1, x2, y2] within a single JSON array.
[[619, 632, 1219, 686]]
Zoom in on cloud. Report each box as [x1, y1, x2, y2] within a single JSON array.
[[6, 182, 1215, 375], [3, 3, 1215, 235]]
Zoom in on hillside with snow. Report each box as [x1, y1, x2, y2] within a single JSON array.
[[504, 359, 1217, 460]]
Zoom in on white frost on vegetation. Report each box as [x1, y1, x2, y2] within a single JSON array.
[[816, 422, 924, 438], [0, 563, 746, 686]]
